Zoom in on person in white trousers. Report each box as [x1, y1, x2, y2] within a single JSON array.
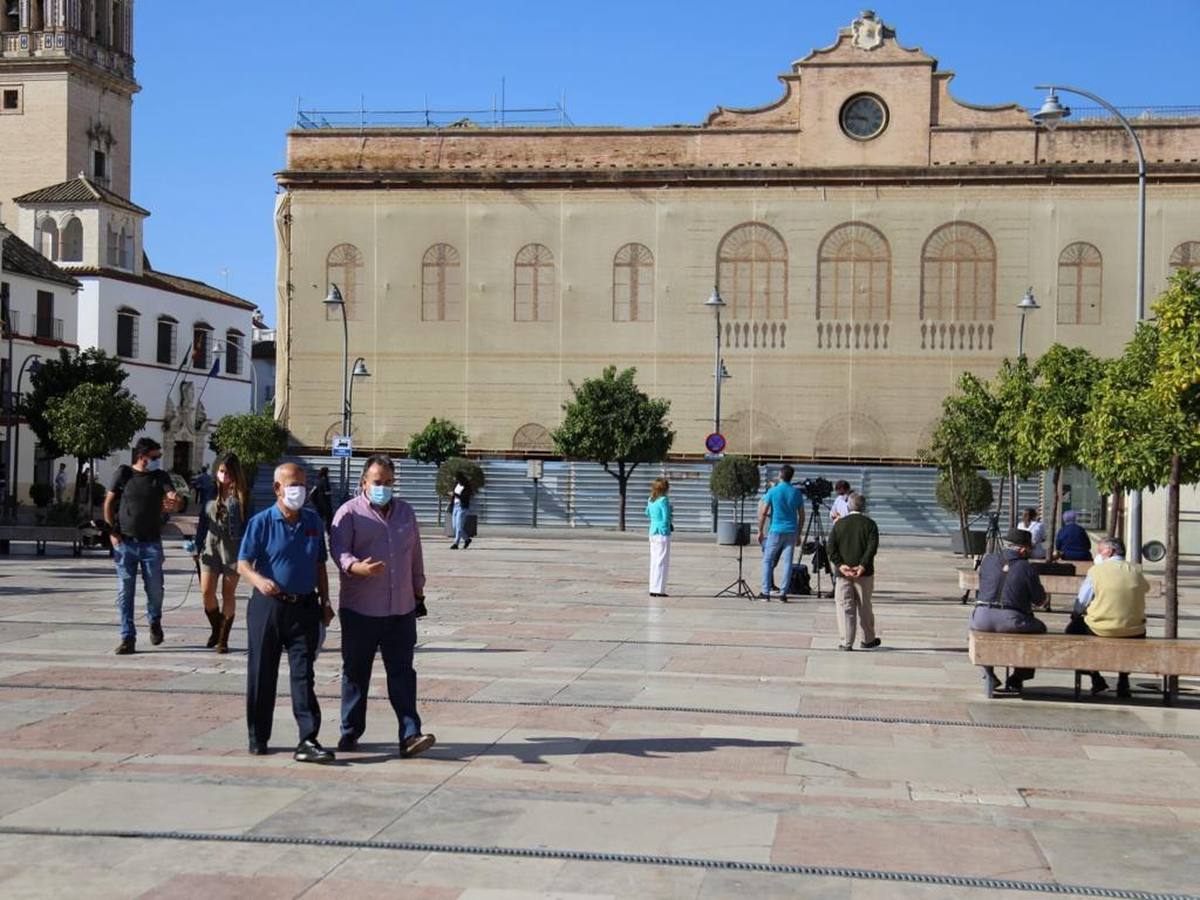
[[645, 479, 673, 597]]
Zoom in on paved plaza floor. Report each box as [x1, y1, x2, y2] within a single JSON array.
[[0, 529, 1197, 899]]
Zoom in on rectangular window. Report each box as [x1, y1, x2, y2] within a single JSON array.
[[93, 149, 107, 180], [156, 320, 176, 365], [1, 87, 20, 113], [225, 334, 242, 375], [35, 291, 54, 340], [116, 312, 138, 358], [0, 281, 10, 336], [191, 328, 210, 369]]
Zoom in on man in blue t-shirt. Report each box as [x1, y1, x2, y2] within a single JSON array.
[[757, 464, 805, 601]]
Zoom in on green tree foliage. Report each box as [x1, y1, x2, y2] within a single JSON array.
[[709, 455, 761, 520], [552, 366, 675, 531], [209, 412, 290, 487], [20, 348, 127, 459], [435, 457, 486, 499], [409, 418, 469, 523], [45, 384, 147, 512], [1017, 344, 1105, 547], [934, 471, 993, 518]]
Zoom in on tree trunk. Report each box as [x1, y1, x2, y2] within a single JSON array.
[[951, 468, 970, 557], [87, 459, 95, 520], [994, 473, 1006, 528], [617, 461, 627, 532], [1108, 487, 1124, 539], [73, 458, 84, 517], [1165, 453, 1181, 703], [1047, 467, 1062, 557], [1008, 465, 1018, 528]]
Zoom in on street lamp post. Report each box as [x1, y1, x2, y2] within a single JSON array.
[[1017, 287, 1039, 357], [322, 284, 351, 502], [705, 287, 727, 532], [346, 357, 371, 467], [1032, 84, 1148, 562], [10, 354, 41, 507]]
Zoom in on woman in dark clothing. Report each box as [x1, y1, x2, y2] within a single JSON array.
[[449, 472, 474, 549], [195, 453, 248, 653]]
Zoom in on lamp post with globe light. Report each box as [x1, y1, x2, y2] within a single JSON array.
[[322, 284, 351, 501]]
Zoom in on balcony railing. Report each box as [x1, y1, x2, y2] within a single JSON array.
[[921, 321, 994, 352], [722, 320, 787, 351], [35, 317, 64, 342], [816, 320, 890, 351], [1, 311, 19, 337]]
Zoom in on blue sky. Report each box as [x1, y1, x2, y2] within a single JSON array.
[[133, 1, 1200, 323]]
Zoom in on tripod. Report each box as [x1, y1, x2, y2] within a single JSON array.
[[800, 498, 833, 599], [716, 538, 756, 599]]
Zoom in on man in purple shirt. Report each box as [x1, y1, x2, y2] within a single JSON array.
[[330, 454, 436, 758]]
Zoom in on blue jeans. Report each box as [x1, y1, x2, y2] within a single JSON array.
[[113, 540, 164, 640], [452, 506, 468, 544], [761, 531, 797, 595]]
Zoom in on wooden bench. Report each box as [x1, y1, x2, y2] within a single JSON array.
[[968, 631, 1200, 704], [957, 568, 1163, 604], [0, 524, 99, 556]]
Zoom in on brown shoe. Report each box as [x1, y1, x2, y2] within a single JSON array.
[[115, 638, 135, 655], [401, 733, 436, 758], [216, 615, 235, 654]]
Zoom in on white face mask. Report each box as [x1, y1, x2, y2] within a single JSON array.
[[280, 485, 307, 511], [145, 458, 162, 472]]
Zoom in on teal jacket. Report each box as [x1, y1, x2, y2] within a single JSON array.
[[645, 496, 673, 536]]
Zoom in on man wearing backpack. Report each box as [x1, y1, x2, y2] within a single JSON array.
[[103, 437, 181, 655]]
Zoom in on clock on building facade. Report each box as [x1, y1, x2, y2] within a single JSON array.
[[840, 93, 888, 140]]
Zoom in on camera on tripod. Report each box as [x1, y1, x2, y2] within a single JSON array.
[[801, 477, 833, 504]]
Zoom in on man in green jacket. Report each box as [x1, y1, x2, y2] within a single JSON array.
[[827, 492, 881, 651]]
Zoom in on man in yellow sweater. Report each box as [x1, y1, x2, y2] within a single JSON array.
[[1065, 537, 1150, 697]]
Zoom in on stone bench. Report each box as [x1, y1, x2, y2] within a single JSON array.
[[0, 524, 97, 556], [968, 631, 1200, 704]]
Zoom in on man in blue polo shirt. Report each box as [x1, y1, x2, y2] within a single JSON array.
[[238, 462, 335, 763], [757, 464, 805, 602]]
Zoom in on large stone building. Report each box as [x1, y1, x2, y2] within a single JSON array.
[[0, 0, 257, 491], [275, 12, 1199, 470]]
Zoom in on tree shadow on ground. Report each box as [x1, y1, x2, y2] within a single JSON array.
[[350, 735, 800, 766]]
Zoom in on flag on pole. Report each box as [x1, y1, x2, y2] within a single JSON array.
[[195, 356, 220, 408]]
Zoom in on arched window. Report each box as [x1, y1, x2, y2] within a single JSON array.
[[106, 223, 118, 266], [613, 243, 655, 322], [1057, 242, 1102, 325], [816, 222, 890, 320], [920, 221, 996, 321], [1169, 241, 1200, 273], [156, 315, 178, 365], [716, 222, 787, 320], [421, 243, 462, 322], [191, 322, 213, 370], [117, 226, 132, 269], [37, 219, 59, 261], [225, 329, 244, 375], [514, 243, 555, 322], [325, 243, 364, 321], [61, 217, 83, 262], [116, 306, 139, 359], [512, 423, 553, 452]]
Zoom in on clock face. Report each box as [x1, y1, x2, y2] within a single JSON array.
[[840, 94, 888, 140]]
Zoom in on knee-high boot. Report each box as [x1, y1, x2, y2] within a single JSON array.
[[204, 608, 222, 648], [217, 615, 235, 654]]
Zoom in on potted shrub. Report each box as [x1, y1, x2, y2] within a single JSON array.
[[28, 483, 53, 524], [936, 471, 993, 556], [709, 455, 760, 546], [436, 457, 485, 537]]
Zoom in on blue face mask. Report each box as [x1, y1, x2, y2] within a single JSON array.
[[367, 484, 391, 506]]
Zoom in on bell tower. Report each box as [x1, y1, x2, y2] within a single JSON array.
[[0, 0, 139, 222]]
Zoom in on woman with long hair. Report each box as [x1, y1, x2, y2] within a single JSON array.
[[449, 471, 474, 549], [645, 478, 673, 597], [196, 453, 248, 652]]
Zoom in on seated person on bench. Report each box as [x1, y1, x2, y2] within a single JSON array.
[[1054, 510, 1092, 562], [1065, 537, 1149, 698], [969, 528, 1047, 694]]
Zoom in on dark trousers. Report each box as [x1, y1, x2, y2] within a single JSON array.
[[340, 607, 421, 741], [246, 592, 321, 747], [970, 606, 1046, 684], [1065, 616, 1143, 687]]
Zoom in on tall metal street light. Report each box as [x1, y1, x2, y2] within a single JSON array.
[[1032, 85, 1148, 562], [10, 354, 42, 507], [1016, 287, 1039, 357], [346, 357, 371, 471], [322, 284, 350, 501], [705, 287, 729, 532]]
